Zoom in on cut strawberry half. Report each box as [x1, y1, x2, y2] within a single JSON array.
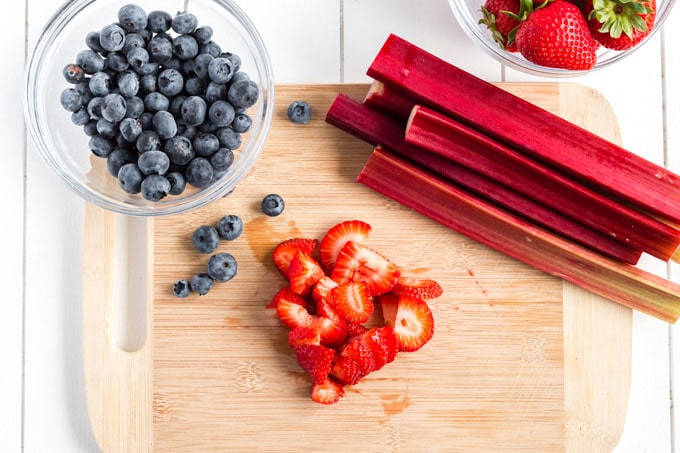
[[312, 276, 341, 320], [393, 276, 443, 299], [272, 238, 319, 277], [330, 355, 365, 385], [330, 280, 374, 324], [310, 315, 348, 348], [288, 251, 325, 295], [330, 241, 400, 296], [346, 322, 369, 339], [311, 377, 345, 404], [276, 297, 314, 330], [360, 326, 398, 371], [288, 326, 321, 348], [380, 294, 434, 352], [319, 220, 372, 271], [268, 285, 313, 311], [339, 337, 376, 376], [294, 343, 335, 384]]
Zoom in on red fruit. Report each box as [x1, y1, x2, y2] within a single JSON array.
[[276, 297, 313, 330], [360, 326, 398, 371], [340, 338, 376, 375], [295, 344, 335, 384], [288, 327, 321, 348], [393, 276, 443, 299], [312, 276, 341, 320], [310, 315, 348, 348], [330, 280, 374, 324], [272, 238, 319, 277], [380, 294, 435, 352], [479, 0, 521, 52], [331, 355, 365, 385], [319, 220, 372, 271], [288, 252, 325, 295], [515, 0, 598, 70], [330, 241, 400, 296], [311, 378, 345, 404], [346, 322, 369, 339], [585, 0, 655, 51], [268, 285, 313, 311]]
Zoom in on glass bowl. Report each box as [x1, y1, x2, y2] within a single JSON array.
[[24, 0, 275, 216], [449, 0, 676, 77]]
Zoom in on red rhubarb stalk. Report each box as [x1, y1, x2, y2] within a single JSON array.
[[358, 147, 680, 323], [325, 93, 641, 264], [367, 34, 680, 226], [404, 104, 680, 261], [363, 81, 413, 122]]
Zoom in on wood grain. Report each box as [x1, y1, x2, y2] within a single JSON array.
[[83, 83, 632, 452]]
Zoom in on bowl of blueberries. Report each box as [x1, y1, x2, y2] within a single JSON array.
[[24, 0, 275, 216]]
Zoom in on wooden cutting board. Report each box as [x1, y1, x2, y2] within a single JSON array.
[[83, 83, 633, 453]]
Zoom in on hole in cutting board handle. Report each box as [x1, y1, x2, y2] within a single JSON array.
[[112, 214, 148, 352]]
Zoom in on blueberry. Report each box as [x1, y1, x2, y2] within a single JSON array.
[[192, 26, 213, 44], [96, 118, 118, 138], [231, 113, 252, 133], [118, 4, 147, 33], [227, 79, 259, 110], [152, 110, 177, 140], [190, 273, 213, 295], [60, 88, 82, 112], [210, 148, 234, 172], [206, 100, 234, 127], [107, 148, 137, 177], [122, 33, 146, 53], [144, 92, 170, 112], [139, 74, 157, 94], [88, 72, 111, 97], [140, 174, 171, 201], [163, 57, 183, 71], [136, 130, 161, 152], [125, 97, 145, 118], [87, 96, 105, 119], [138, 150, 170, 175], [147, 35, 173, 64], [89, 134, 115, 157], [261, 193, 285, 217], [181, 96, 207, 126], [74, 80, 93, 97], [134, 62, 159, 76], [164, 135, 194, 165], [173, 34, 199, 60], [215, 127, 241, 150], [186, 157, 214, 188], [205, 82, 226, 103], [193, 53, 213, 78], [207, 57, 234, 84], [127, 47, 149, 69], [63, 64, 85, 84], [76, 49, 105, 74], [99, 24, 126, 52], [168, 95, 186, 117], [192, 133, 219, 157], [118, 117, 142, 142], [101, 93, 127, 123], [106, 51, 130, 72], [117, 70, 139, 98], [71, 108, 90, 126], [172, 12, 198, 34], [207, 252, 238, 282], [118, 163, 144, 193], [184, 77, 206, 96], [287, 101, 312, 124], [147, 10, 172, 33], [182, 59, 197, 78], [192, 225, 220, 254], [166, 171, 186, 195], [172, 279, 191, 298], [158, 68, 184, 97], [217, 214, 243, 241], [83, 120, 98, 137], [85, 31, 106, 53], [221, 52, 241, 73], [200, 41, 222, 58], [230, 71, 250, 84], [139, 112, 153, 130], [176, 122, 197, 140]]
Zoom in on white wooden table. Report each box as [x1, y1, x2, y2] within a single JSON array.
[[3, 0, 680, 451]]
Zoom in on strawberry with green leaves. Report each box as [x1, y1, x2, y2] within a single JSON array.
[[585, 0, 656, 50], [479, 0, 522, 52]]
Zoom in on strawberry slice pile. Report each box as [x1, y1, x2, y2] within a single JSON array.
[[267, 220, 441, 404]]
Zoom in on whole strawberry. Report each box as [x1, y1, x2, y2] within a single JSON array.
[[514, 0, 598, 70], [585, 0, 656, 51], [479, 0, 521, 52]]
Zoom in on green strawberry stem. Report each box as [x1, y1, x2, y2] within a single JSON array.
[[589, 0, 654, 39]]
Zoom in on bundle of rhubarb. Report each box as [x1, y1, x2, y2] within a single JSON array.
[[325, 33, 680, 323]]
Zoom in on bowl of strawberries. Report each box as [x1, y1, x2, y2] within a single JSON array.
[[449, 0, 675, 76]]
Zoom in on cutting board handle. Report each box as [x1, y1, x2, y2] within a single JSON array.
[[82, 204, 153, 453]]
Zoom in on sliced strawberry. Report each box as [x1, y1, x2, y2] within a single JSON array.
[[310, 315, 348, 348], [311, 377, 345, 405], [272, 238, 319, 277], [381, 294, 434, 352], [288, 326, 321, 348], [330, 241, 400, 296], [268, 285, 313, 311], [330, 355, 364, 386], [330, 280, 374, 324], [393, 276, 443, 299], [319, 220, 372, 271], [346, 322, 369, 339], [276, 297, 313, 330], [360, 326, 398, 371], [312, 276, 341, 320], [288, 251, 326, 295], [340, 337, 376, 376], [294, 344, 335, 384]]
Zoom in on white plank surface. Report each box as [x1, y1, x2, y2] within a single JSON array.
[[7, 0, 679, 451]]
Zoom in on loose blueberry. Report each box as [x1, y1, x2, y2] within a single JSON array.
[[60, 88, 82, 112], [89, 134, 115, 157], [192, 53, 213, 79], [216, 214, 243, 241], [261, 193, 285, 217], [139, 112, 153, 130], [152, 110, 177, 140], [200, 41, 222, 58], [106, 51, 130, 72], [157, 68, 184, 97], [215, 127, 241, 150], [180, 96, 207, 126], [190, 273, 213, 295], [192, 225, 220, 254], [76, 49, 105, 74], [287, 100, 312, 124], [192, 132, 220, 157], [207, 252, 238, 282], [85, 31, 106, 53], [83, 120, 98, 137], [169, 95, 187, 117], [118, 163, 144, 193], [134, 62, 160, 76], [231, 113, 252, 133], [172, 279, 191, 298], [172, 12, 198, 35], [125, 97, 144, 118], [147, 10, 172, 33], [208, 100, 235, 127], [164, 135, 194, 165], [96, 118, 118, 138], [147, 35, 173, 64], [138, 150, 170, 175], [117, 70, 140, 98], [210, 148, 234, 172], [122, 33, 146, 53], [107, 148, 138, 177], [118, 4, 147, 33], [186, 157, 214, 188], [99, 24, 126, 52], [87, 96, 105, 120], [139, 74, 157, 94], [227, 79, 259, 110], [205, 82, 226, 103], [127, 47, 150, 69], [140, 174, 171, 201], [71, 108, 90, 126], [101, 93, 127, 123], [118, 117, 142, 142], [221, 52, 241, 73], [172, 34, 199, 60], [207, 57, 234, 84], [89, 72, 111, 97], [166, 171, 186, 195], [136, 130, 162, 152], [193, 26, 213, 45], [184, 77, 206, 96], [63, 64, 85, 84], [176, 122, 197, 140], [144, 92, 170, 112]]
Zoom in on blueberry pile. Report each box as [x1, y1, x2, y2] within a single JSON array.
[[174, 214, 243, 297], [59, 4, 260, 202]]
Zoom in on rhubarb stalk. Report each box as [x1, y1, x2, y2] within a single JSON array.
[[358, 147, 680, 323]]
